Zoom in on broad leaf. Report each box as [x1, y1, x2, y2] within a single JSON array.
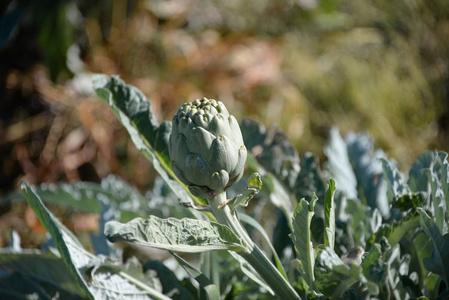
[[105, 217, 245, 253], [21, 182, 94, 299], [93, 74, 199, 205], [315, 246, 377, 298], [85, 263, 170, 300], [294, 153, 326, 202], [314, 246, 346, 297], [324, 179, 336, 250], [10, 174, 150, 216], [345, 132, 388, 216], [240, 118, 300, 190], [0, 272, 80, 300], [324, 128, 358, 200], [9, 181, 102, 213], [144, 260, 195, 300], [246, 154, 294, 217], [408, 151, 435, 193], [343, 198, 382, 249], [381, 158, 410, 202], [93, 74, 170, 164], [418, 208, 449, 286], [0, 251, 85, 298], [21, 182, 170, 300], [423, 151, 449, 234], [228, 173, 262, 211], [365, 214, 420, 251], [199, 251, 220, 299], [172, 252, 220, 300], [239, 213, 288, 279], [290, 195, 317, 288], [227, 251, 274, 295]]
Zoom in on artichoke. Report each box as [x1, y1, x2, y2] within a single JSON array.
[[169, 98, 247, 198]]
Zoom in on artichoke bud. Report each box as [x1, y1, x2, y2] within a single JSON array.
[[169, 97, 247, 199]]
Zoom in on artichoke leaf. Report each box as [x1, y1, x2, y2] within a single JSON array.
[[105, 216, 246, 253], [222, 173, 263, 212]]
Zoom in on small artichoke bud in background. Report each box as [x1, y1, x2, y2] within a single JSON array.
[[169, 98, 247, 199]]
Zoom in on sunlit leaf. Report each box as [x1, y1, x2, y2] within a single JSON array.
[[418, 208, 449, 286], [0, 251, 84, 298], [381, 158, 410, 201], [324, 128, 358, 200], [21, 182, 171, 300], [290, 195, 317, 288], [345, 132, 388, 217], [144, 260, 195, 300], [239, 213, 288, 279], [227, 251, 274, 295], [228, 173, 262, 211], [240, 118, 300, 190], [105, 217, 245, 253], [172, 252, 220, 300], [21, 182, 94, 299], [408, 151, 435, 193], [93, 74, 201, 205], [294, 153, 325, 203], [246, 154, 294, 217], [324, 179, 336, 250]]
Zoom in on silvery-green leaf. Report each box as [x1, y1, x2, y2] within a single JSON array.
[[227, 251, 274, 295], [93, 74, 200, 205], [199, 251, 220, 299], [262, 172, 294, 216], [418, 208, 449, 286], [143, 260, 194, 300], [422, 151, 449, 234], [324, 127, 357, 200], [295, 153, 326, 203], [345, 132, 388, 218], [408, 151, 435, 193], [93, 75, 168, 162], [324, 179, 336, 250], [229, 173, 262, 211], [314, 246, 345, 296], [171, 252, 220, 300], [366, 214, 420, 251], [345, 199, 382, 249], [105, 217, 245, 253], [290, 195, 317, 288], [21, 182, 171, 300], [381, 157, 410, 201], [315, 246, 376, 298], [239, 213, 288, 279], [0, 251, 84, 298], [10, 175, 149, 216], [21, 182, 94, 299], [240, 118, 300, 190]]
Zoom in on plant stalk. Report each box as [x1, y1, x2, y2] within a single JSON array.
[[210, 192, 301, 300]]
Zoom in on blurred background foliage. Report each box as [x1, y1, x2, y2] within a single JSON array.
[[0, 0, 448, 245]]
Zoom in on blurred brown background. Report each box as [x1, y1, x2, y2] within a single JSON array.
[[1, 0, 448, 199]]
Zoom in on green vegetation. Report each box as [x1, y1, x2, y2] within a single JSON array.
[[1, 76, 448, 299], [1, 1, 449, 299]]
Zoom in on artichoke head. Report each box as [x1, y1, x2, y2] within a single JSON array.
[[169, 98, 247, 199]]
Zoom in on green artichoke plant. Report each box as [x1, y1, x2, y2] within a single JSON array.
[[169, 98, 247, 199]]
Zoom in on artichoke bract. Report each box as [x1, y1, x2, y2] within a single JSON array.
[[169, 98, 247, 199]]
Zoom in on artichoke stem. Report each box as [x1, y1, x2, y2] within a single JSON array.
[[210, 192, 301, 300], [210, 192, 254, 249]]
